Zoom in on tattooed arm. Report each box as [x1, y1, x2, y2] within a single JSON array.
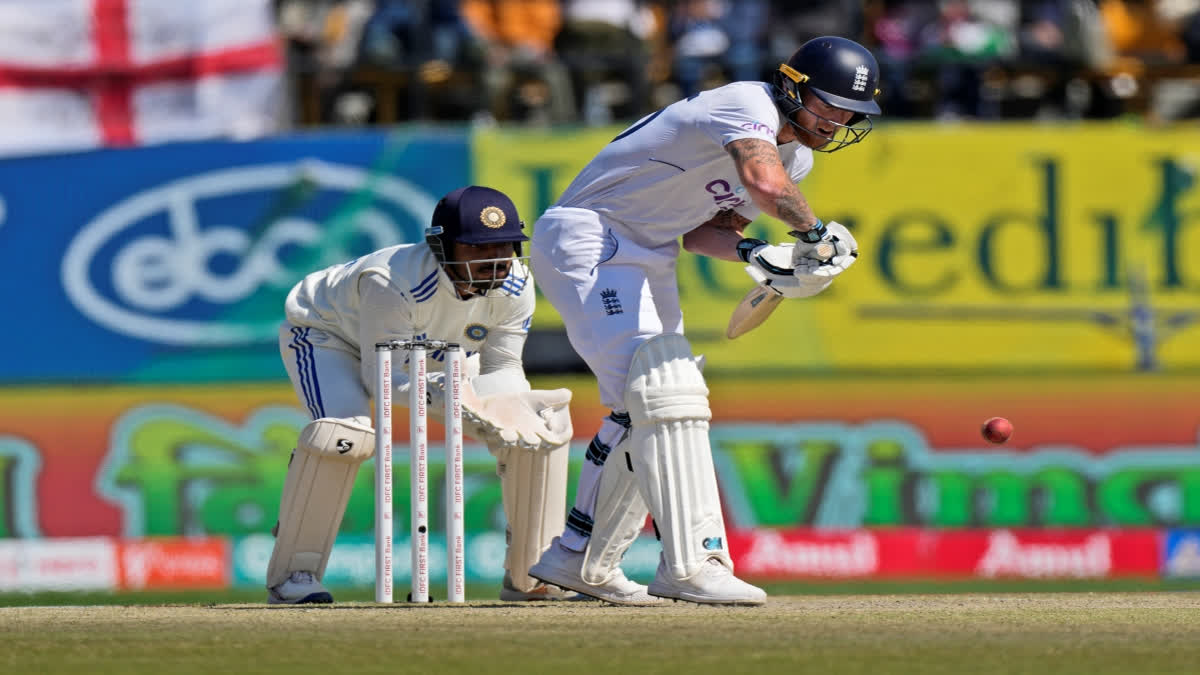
[[725, 138, 820, 235], [682, 208, 753, 261]]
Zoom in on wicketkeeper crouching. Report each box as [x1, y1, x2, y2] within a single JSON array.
[[267, 185, 575, 604]]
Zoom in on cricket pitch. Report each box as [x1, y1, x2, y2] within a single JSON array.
[[4, 593, 1199, 674]]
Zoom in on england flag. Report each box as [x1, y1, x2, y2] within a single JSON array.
[[0, 0, 284, 157]]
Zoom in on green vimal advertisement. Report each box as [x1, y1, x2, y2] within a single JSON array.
[[1, 376, 1198, 540]]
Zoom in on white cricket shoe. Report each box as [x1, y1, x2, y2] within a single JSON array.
[[647, 557, 767, 606], [267, 571, 334, 605], [499, 571, 581, 601], [529, 537, 661, 605]]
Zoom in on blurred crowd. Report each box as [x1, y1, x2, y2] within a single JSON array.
[[276, 0, 1200, 126]]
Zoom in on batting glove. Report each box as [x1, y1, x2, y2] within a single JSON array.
[[737, 238, 830, 299], [792, 221, 858, 279]]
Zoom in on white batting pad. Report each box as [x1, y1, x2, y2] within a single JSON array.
[[266, 416, 375, 589], [494, 438, 570, 592], [581, 434, 651, 585], [625, 334, 731, 580]]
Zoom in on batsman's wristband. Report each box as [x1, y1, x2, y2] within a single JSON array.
[[790, 219, 826, 244], [736, 238, 767, 263]]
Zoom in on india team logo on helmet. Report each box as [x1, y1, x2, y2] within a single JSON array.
[[480, 206, 506, 229]]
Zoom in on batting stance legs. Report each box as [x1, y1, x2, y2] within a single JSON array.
[[268, 324, 571, 603], [528, 208, 766, 605]]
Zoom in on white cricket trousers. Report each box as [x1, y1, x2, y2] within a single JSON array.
[[278, 323, 367, 421], [530, 206, 684, 411]]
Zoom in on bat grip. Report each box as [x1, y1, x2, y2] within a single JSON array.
[[794, 239, 835, 262]]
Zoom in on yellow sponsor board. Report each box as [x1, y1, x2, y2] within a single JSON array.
[[475, 124, 1200, 373]]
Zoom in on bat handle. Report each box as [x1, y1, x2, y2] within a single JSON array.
[[794, 239, 836, 262]]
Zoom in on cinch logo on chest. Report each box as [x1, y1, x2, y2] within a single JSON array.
[[705, 179, 748, 210]]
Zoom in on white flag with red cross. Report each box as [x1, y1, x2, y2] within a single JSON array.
[[0, 0, 284, 158]]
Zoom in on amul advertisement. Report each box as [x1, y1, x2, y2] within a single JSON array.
[[1, 374, 1198, 541], [474, 125, 1200, 374]]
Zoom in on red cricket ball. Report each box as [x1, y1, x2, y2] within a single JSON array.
[[981, 417, 1013, 444]]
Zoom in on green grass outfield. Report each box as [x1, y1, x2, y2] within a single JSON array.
[[3, 581, 1200, 674]]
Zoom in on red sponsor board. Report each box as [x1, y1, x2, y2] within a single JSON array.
[[728, 529, 922, 578], [0, 537, 119, 591], [728, 529, 1162, 579], [117, 538, 230, 590], [928, 529, 1162, 578]]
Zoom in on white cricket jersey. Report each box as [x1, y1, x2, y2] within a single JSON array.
[[284, 243, 533, 394], [554, 81, 814, 248]]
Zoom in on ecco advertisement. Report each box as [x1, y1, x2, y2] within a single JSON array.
[[0, 129, 468, 383]]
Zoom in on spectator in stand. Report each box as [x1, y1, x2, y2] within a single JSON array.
[[1155, 0, 1200, 118], [358, 0, 481, 70], [276, 0, 375, 123], [277, 0, 374, 82], [459, 0, 576, 124], [1100, 0, 1200, 120], [278, 0, 372, 79], [555, 0, 664, 124], [766, 0, 866, 63], [870, 0, 942, 117], [668, 0, 769, 97], [352, 0, 489, 122], [1099, 0, 1188, 64], [916, 0, 1018, 119], [1016, 0, 1111, 69], [1004, 1, 1112, 119], [1174, 0, 1200, 62]]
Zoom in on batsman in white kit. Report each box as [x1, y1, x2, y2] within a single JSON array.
[[267, 185, 576, 604], [527, 36, 881, 605]]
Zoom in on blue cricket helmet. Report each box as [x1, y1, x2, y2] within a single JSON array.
[[772, 36, 881, 151], [426, 185, 527, 263]]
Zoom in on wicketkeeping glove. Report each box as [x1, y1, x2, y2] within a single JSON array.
[[431, 380, 573, 451]]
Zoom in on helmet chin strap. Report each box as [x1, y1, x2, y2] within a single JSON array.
[[442, 259, 513, 298], [442, 262, 476, 298], [783, 99, 872, 153], [442, 263, 487, 298]]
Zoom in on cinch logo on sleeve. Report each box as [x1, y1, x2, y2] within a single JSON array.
[[740, 121, 775, 136], [705, 179, 748, 210], [61, 162, 438, 346]]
